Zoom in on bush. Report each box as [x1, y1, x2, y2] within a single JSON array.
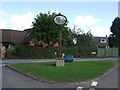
[[62, 45, 97, 58], [6, 46, 15, 58], [9, 44, 97, 59], [13, 45, 59, 59]]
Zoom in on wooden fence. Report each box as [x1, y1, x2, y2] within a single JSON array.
[[97, 48, 118, 57]]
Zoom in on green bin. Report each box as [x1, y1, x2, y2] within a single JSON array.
[[64, 55, 74, 62]]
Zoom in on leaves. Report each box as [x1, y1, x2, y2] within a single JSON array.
[[30, 11, 96, 48], [109, 17, 120, 48], [31, 11, 70, 46]]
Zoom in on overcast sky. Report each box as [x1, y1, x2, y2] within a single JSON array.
[[0, 1, 119, 37]]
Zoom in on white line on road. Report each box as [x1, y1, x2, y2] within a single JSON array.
[[91, 82, 98, 87], [89, 82, 98, 90], [76, 87, 83, 90]]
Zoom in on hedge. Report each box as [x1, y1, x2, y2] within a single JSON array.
[[6, 45, 97, 59]]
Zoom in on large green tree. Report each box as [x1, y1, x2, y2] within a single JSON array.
[[108, 17, 120, 48], [31, 11, 70, 46]]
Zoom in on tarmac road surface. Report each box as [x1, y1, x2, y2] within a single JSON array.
[[2, 57, 119, 64], [2, 66, 91, 88]]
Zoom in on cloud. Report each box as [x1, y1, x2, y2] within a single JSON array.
[[0, 10, 35, 30], [0, 18, 7, 28], [91, 27, 111, 37], [74, 15, 101, 27], [10, 11, 35, 30], [0, 8, 8, 28]]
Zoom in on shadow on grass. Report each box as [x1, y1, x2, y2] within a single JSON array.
[[44, 63, 56, 66]]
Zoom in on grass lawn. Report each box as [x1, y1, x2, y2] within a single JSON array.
[[8, 61, 117, 82]]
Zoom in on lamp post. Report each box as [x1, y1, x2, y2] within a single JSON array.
[[53, 13, 67, 66]]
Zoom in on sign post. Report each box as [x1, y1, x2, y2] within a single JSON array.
[[53, 13, 67, 66]]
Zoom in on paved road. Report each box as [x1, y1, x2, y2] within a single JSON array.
[[96, 64, 119, 88], [2, 57, 119, 88], [2, 57, 119, 64], [2, 66, 90, 88]]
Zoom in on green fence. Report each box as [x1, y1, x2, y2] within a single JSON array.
[[97, 48, 118, 57]]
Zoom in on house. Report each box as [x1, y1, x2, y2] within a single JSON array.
[[93, 36, 109, 48], [0, 29, 32, 48], [0, 29, 59, 48], [0, 29, 30, 59]]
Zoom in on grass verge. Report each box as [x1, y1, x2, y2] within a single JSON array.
[[8, 61, 117, 82]]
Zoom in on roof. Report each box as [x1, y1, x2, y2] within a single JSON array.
[[93, 36, 109, 47], [0, 29, 31, 43]]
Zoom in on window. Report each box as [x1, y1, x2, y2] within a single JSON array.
[[100, 39, 106, 43]]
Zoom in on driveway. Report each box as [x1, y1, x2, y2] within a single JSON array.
[[2, 57, 119, 89]]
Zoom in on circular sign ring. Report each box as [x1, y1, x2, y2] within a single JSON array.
[[54, 13, 67, 26]]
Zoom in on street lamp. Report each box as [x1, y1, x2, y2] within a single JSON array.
[[53, 13, 67, 66]]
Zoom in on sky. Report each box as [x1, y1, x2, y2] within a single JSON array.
[[0, 1, 119, 37]]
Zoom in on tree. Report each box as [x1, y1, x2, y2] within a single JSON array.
[[69, 26, 96, 47], [31, 11, 70, 46], [108, 17, 120, 48], [75, 32, 96, 47]]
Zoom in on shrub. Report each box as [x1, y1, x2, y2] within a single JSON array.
[[13, 45, 59, 59], [11, 45, 97, 59], [62, 45, 97, 58], [6, 46, 15, 58]]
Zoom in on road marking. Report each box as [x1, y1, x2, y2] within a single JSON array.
[[76, 87, 83, 90], [91, 82, 98, 87], [89, 82, 98, 90]]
